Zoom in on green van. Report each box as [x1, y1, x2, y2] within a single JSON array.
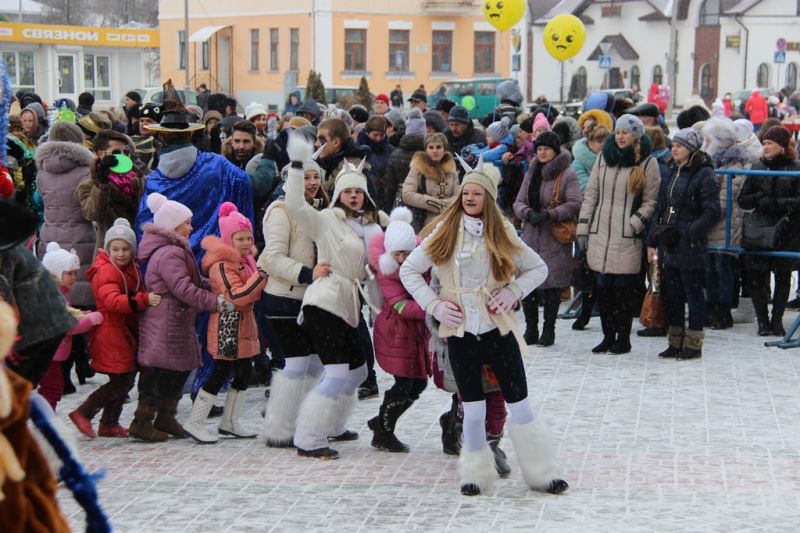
[[429, 78, 516, 119]]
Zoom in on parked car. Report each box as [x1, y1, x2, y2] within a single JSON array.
[[124, 87, 198, 108], [290, 85, 365, 107], [429, 78, 515, 119]]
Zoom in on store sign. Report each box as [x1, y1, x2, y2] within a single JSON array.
[[725, 34, 740, 49], [787, 42, 800, 52], [0, 22, 159, 48]]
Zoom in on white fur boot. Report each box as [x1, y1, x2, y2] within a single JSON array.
[[458, 445, 498, 496], [263, 372, 316, 447], [328, 392, 358, 441], [294, 390, 341, 459], [508, 418, 569, 494]]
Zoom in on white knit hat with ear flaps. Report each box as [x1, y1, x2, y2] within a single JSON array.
[[331, 160, 376, 210], [42, 242, 80, 280]]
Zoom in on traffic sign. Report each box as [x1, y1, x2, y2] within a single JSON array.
[[775, 51, 786, 64], [599, 55, 612, 69], [777, 37, 786, 51], [599, 41, 612, 55]]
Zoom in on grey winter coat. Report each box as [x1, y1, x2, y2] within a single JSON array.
[[708, 144, 751, 253], [514, 149, 582, 289], [35, 141, 97, 307]]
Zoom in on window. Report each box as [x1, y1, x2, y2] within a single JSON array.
[[432, 30, 452, 72], [699, 64, 713, 99], [177, 30, 187, 69], [630, 65, 640, 89], [83, 54, 111, 101], [290, 28, 299, 71], [1, 50, 35, 93], [477, 82, 496, 96], [569, 67, 587, 100], [652, 65, 663, 85], [608, 67, 623, 89], [201, 41, 209, 70], [270, 28, 279, 71], [345, 29, 366, 71], [698, 0, 720, 26], [388, 30, 409, 72], [787, 62, 798, 90], [757, 63, 770, 87], [249, 29, 260, 71], [474, 31, 495, 73]]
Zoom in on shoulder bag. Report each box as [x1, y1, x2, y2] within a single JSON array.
[[546, 172, 577, 244]]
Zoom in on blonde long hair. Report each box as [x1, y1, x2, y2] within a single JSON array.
[[629, 141, 645, 195], [421, 191, 522, 283]]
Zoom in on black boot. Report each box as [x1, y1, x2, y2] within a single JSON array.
[[371, 394, 414, 453], [609, 298, 632, 354], [658, 326, 684, 358], [592, 288, 616, 353], [521, 293, 539, 345], [537, 289, 559, 347], [487, 434, 511, 477], [704, 302, 717, 328], [572, 292, 592, 330], [62, 361, 76, 395], [751, 290, 772, 336], [440, 393, 462, 455]]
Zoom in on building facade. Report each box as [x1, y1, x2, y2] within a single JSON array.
[[158, 0, 514, 110], [529, 0, 800, 106]]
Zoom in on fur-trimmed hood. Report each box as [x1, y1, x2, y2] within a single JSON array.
[[138, 223, 193, 262], [200, 235, 243, 274], [532, 147, 573, 181], [410, 151, 456, 181], [714, 144, 751, 170], [35, 140, 95, 174], [368, 232, 422, 277]]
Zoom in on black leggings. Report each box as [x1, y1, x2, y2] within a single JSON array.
[[301, 305, 364, 368], [447, 329, 527, 404], [203, 359, 254, 394], [138, 367, 190, 405], [387, 376, 427, 400]]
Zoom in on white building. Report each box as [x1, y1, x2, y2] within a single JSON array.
[[525, 0, 800, 106]]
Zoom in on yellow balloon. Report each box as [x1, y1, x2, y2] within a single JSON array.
[[543, 14, 586, 62], [482, 0, 525, 32]]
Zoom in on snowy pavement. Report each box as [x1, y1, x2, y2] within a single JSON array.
[[54, 311, 800, 532]]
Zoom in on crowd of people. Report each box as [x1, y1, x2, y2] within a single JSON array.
[[2, 74, 800, 510]]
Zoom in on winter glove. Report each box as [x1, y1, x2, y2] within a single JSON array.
[[488, 287, 518, 314], [95, 155, 118, 184], [577, 235, 589, 252], [216, 294, 234, 313], [432, 300, 464, 329], [286, 131, 315, 165], [528, 210, 550, 227], [86, 311, 104, 326]]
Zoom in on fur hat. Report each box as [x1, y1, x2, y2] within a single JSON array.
[[287, 116, 311, 129], [487, 116, 511, 142], [424, 111, 446, 133], [461, 162, 501, 200], [147, 192, 193, 231], [42, 242, 80, 280], [349, 105, 369, 124], [552, 116, 581, 145], [405, 108, 426, 137], [218, 202, 252, 245], [380, 207, 417, 274], [532, 113, 551, 134], [615, 114, 645, 139], [677, 105, 711, 130], [104, 218, 137, 253], [496, 80, 523, 105], [701, 117, 737, 156], [762, 125, 792, 148], [578, 109, 614, 132], [534, 131, 562, 153], [245, 102, 267, 121], [733, 119, 755, 143], [672, 128, 703, 153], [47, 121, 84, 144]]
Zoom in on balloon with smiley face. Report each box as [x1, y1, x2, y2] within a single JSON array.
[[543, 14, 586, 61], [482, 0, 525, 32]]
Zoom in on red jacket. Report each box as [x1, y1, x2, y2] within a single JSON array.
[[368, 233, 430, 379], [745, 91, 769, 125], [84, 250, 148, 374]]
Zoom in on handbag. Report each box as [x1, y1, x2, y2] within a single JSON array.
[[742, 211, 790, 251], [639, 286, 665, 328], [546, 172, 577, 244]]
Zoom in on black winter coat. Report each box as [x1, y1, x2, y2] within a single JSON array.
[[650, 154, 720, 270], [357, 129, 395, 205], [382, 133, 425, 211], [445, 125, 486, 161], [738, 155, 800, 271]]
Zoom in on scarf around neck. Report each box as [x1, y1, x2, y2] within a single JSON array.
[[601, 134, 653, 168], [464, 215, 484, 237]]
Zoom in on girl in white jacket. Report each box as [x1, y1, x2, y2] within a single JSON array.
[[400, 157, 569, 497], [283, 135, 382, 459]]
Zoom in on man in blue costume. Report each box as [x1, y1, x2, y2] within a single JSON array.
[[134, 80, 254, 400]]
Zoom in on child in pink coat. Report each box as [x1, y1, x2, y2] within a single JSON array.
[[38, 242, 103, 410], [367, 207, 430, 453]]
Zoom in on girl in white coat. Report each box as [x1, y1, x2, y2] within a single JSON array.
[[400, 158, 569, 497], [284, 135, 381, 459]]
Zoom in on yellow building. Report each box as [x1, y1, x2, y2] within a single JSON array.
[[158, 0, 512, 109]]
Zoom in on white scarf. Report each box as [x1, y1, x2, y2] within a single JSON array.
[[463, 215, 484, 237]]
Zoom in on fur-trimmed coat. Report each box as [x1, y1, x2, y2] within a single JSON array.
[[708, 144, 751, 252], [401, 152, 459, 227], [221, 137, 265, 170], [34, 141, 96, 307], [202, 236, 266, 359], [137, 225, 217, 371]]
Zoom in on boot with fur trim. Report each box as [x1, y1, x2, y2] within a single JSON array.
[[658, 326, 684, 359], [677, 329, 704, 360], [508, 418, 569, 494], [294, 390, 341, 459], [328, 392, 359, 441], [459, 445, 499, 496], [263, 372, 316, 447]]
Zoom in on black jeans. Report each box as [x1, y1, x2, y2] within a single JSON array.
[[203, 359, 254, 394], [663, 266, 706, 331], [387, 376, 427, 400], [139, 367, 191, 405], [447, 329, 527, 404]]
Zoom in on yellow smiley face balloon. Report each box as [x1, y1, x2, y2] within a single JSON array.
[[482, 0, 525, 32], [543, 14, 586, 61]]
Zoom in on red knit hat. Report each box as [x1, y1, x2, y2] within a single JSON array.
[[375, 93, 390, 106], [218, 202, 252, 245]]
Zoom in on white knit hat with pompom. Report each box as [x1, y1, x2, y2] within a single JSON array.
[[42, 242, 80, 280], [147, 192, 193, 231], [379, 207, 417, 275]]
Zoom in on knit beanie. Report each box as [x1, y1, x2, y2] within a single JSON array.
[[383, 207, 417, 254], [375, 93, 390, 106], [384, 108, 406, 129], [733, 119, 755, 143], [424, 111, 446, 133], [762, 125, 791, 148], [496, 80, 523, 105], [534, 131, 562, 153], [519, 117, 534, 133], [104, 218, 137, 253], [218, 202, 253, 245], [615, 114, 645, 139], [462, 164, 501, 200], [487, 116, 511, 142], [147, 192, 193, 231], [532, 113, 551, 134], [48, 121, 84, 144], [672, 128, 703, 153], [405, 108, 426, 137], [331, 166, 376, 209], [24, 102, 45, 120], [42, 242, 80, 280], [447, 105, 471, 125], [677, 105, 710, 130], [245, 102, 267, 121]]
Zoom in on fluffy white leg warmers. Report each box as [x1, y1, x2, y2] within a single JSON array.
[[293, 390, 341, 451], [263, 372, 318, 447], [458, 445, 498, 496], [508, 417, 569, 494]]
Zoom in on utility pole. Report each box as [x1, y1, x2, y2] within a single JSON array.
[[666, 0, 678, 118], [184, 0, 190, 104]]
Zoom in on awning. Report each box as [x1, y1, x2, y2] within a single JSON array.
[[189, 25, 228, 43]]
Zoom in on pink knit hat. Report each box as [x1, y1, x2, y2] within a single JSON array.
[[532, 112, 551, 134], [147, 192, 193, 231], [218, 202, 252, 245]]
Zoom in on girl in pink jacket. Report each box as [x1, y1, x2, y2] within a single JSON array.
[[367, 207, 430, 453], [38, 243, 103, 410]]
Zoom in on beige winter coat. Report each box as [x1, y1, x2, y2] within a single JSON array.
[[258, 200, 316, 301], [401, 152, 459, 227], [577, 154, 660, 274]]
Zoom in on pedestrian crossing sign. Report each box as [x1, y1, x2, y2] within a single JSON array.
[[599, 55, 612, 69]]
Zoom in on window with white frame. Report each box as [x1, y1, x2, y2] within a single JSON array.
[[250, 29, 260, 71], [2, 50, 35, 94], [270, 28, 279, 71], [83, 54, 111, 101]]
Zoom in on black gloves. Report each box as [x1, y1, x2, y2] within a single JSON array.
[[95, 155, 118, 184], [528, 210, 551, 227]]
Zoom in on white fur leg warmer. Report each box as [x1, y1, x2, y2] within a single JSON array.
[[508, 417, 562, 492], [458, 445, 498, 495]]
